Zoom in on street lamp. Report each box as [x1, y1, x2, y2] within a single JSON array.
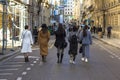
[[0, 0, 7, 55]]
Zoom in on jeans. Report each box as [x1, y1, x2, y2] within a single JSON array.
[[82, 44, 90, 58]]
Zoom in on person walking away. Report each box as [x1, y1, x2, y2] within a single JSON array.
[[38, 24, 50, 62], [54, 23, 66, 63], [33, 26, 38, 44], [107, 25, 112, 38], [21, 25, 33, 62], [93, 26, 96, 34], [98, 26, 102, 38], [68, 26, 78, 64], [79, 25, 92, 62]]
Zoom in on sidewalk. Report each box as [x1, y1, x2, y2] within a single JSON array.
[[0, 40, 21, 61], [93, 34, 120, 49]]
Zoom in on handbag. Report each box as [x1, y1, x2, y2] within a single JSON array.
[[63, 41, 67, 48]]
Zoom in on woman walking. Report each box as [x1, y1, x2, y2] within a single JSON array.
[[68, 26, 78, 64], [54, 23, 67, 63], [38, 24, 50, 62], [21, 25, 33, 62], [79, 25, 92, 62]]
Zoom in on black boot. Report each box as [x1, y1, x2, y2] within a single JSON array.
[[25, 56, 29, 62], [57, 53, 60, 63], [26, 56, 29, 62], [60, 54, 64, 63], [42, 56, 45, 62], [42, 56, 46, 62]]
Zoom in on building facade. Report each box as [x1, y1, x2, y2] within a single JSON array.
[[64, 0, 81, 23], [82, 0, 120, 38], [0, 0, 29, 49]]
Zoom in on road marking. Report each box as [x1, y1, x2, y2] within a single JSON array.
[[36, 58, 39, 61], [16, 77, 22, 80], [94, 41, 120, 59], [0, 68, 18, 71], [26, 67, 31, 71], [7, 62, 25, 64], [110, 55, 114, 58], [33, 61, 37, 63], [0, 79, 7, 80], [22, 72, 27, 75], [15, 56, 40, 59], [0, 73, 13, 76], [0, 65, 22, 68], [30, 64, 34, 66], [49, 44, 54, 49]]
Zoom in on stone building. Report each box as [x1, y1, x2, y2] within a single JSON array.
[[82, 0, 120, 38], [0, 0, 29, 48]]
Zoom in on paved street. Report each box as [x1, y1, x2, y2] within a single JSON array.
[[0, 38, 120, 80]]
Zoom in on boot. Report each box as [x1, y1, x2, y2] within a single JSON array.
[[25, 56, 29, 62], [60, 54, 64, 63], [57, 53, 60, 63], [42, 56, 45, 62], [42, 56, 46, 62]]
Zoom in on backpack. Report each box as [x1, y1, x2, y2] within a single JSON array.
[[70, 34, 77, 44]]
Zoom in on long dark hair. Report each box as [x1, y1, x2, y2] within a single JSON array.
[[73, 26, 78, 32], [83, 25, 88, 37], [41, 24, 48, 34], [57, 23, 65, 34]]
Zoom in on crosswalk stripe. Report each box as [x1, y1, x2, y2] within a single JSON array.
[[0, 73, 13, 75], [16, 77, 22, 80], [0, 65, 22, 67], [0, 68, 18, 71]]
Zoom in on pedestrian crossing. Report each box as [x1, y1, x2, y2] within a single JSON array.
[[0, 55, 40, 80]]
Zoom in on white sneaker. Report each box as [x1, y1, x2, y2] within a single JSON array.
[[69, 60, 73, 63], [85, 58, 88, 62], [72, 61, 75, 64], [81, 57, 85, 61]]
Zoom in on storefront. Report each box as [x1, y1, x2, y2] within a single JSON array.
[[0, 0, 28, 49]]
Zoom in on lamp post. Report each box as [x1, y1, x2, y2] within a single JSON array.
[[0, 0, 7, 55]]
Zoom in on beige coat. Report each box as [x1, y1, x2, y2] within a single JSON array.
[[38, 30, 50, 56]]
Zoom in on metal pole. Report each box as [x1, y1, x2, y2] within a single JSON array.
[[0, 1, 6, 55]]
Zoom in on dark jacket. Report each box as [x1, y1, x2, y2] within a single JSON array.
[[68, 31, 78, 55], [54, 30, 66, 49]]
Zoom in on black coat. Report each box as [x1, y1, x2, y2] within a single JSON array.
[[69, 34, 78, 55], [54, 30, 66, 49]]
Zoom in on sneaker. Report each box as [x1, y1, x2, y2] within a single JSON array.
[[85, 58, 88, 62], [72, 61, 76, 64], [69, 60, 73, 63], [81, 57, 85, 61]]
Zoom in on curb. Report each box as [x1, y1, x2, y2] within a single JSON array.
[[93, 36, 120, 49], [0, 49, 20, 62]]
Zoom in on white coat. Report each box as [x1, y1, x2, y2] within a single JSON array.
[[21, 30, 33, 53]]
